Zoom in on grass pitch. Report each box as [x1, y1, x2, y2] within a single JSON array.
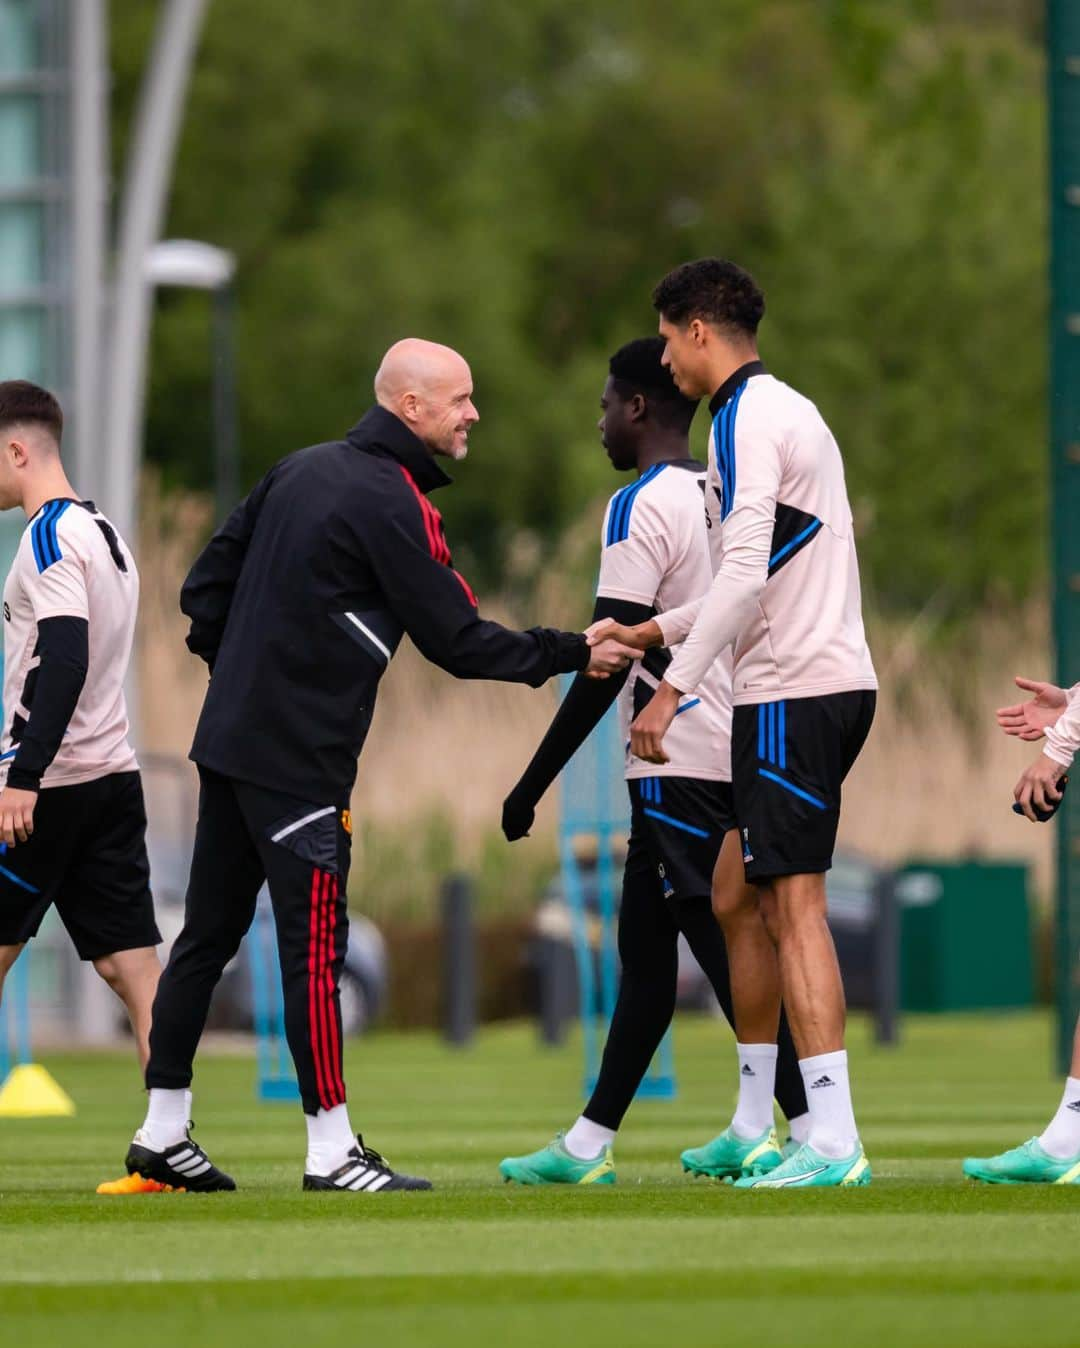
[[1, 1011, 1077, 1347]]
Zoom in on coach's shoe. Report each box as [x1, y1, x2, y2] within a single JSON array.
[[734, 1140, 871, 1189], [963, 1138, 1080, 1185], [680, 1126, 782, 1181], [303, 1135, 432, 1192], [499, 1133, 615, 1185], [125, 1126, 236, 1193]]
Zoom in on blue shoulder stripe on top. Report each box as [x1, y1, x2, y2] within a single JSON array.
[[31, 499, 72, 573], [711, 381, 747, 523], [31, 500, 61, 572], [605, 463, 667, 546]]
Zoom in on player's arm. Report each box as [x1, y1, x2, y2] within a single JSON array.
[[181, 467, 276, 668], [629, 419, 780, 763], [361, 486, 632, 686], [1043, 684, 1080, 770], [1, 550, 91, 844], [503, 504, 673, 839], [502, 596, 651, 839]]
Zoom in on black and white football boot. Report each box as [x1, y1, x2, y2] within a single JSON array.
[[302, 1135, 432, 1192], [125, 1126, 237, 1193]]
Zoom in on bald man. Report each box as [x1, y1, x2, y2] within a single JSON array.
[[112, 340, 634, 1197]]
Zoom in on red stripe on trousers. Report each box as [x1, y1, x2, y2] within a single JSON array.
[[308, 868, 330, 1109], [317, 871, 339, 1108], [324, 875, 346, 1103]]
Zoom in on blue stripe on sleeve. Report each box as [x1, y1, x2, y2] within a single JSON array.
[[778, 701, 786, 769], [769, 517, 823, 570], [758, 704, 766, 760], [767, 702, 776, 764]]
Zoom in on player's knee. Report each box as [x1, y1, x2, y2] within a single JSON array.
[[0, 944, 22, 977], [758, 891, 781, 943], [772, 877, 828, 936], [93, 953, 124, 991], [710, 880, 755, 925]]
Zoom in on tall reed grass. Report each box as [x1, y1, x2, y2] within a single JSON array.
[[137, 479, 1055, 922]]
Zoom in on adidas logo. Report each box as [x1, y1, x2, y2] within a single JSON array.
[[1067, 1100, 1080, 1114], [741, 1064, 755, 1077], [810, 1074, 835, 1089]]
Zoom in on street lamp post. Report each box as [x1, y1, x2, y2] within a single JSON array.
[[144, 240, 239, 523]]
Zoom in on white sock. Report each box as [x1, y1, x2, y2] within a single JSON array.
[[800, 1050, 859, 1159], [1039, 1077, 1080, 1159], [138, 1087, 192, 1151], [564, 1115, 616, 1160], [787, 1111, 811, 1145], [305, 1103, 357, 1175], [731, 1043, 778, 1139]]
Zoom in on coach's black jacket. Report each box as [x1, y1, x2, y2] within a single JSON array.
[[182, 406, 589, 801]]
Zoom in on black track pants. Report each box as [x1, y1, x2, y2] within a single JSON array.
[[583, 812, 807, 1131], [146, 767, 352, 1115]]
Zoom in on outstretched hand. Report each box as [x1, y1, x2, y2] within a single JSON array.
[[584, 637, 640, 680], [996, 676, 1067, 741], [585, 618, 661, 652]]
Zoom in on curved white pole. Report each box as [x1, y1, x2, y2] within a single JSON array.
[[102, 0, 211, 546]]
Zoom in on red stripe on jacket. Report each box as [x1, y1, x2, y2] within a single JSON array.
[[399, 465, 478, 607]]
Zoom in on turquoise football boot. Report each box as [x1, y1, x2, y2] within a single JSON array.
[[681, 1126, 783, 1181], [734, 1139, 871, 1189], [963, 1138, 1080, 1185], [499, 1133, 615, 1186], [781, 1135, 802, 1161]]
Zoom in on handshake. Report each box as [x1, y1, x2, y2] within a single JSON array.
[[581, 617, 660, 679]]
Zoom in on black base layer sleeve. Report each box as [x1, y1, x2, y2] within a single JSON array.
[[7, 616, 89, 791], [501, 597, 653, 840]]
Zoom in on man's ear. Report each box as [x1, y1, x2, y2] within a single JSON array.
[[399, 393, 421, 424], [6, 438, 28, 469], [629, 393, 647, 423], [689, 318, 708, 348]]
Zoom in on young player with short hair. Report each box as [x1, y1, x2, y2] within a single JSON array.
[[962, 676, 1079, 1184], [0, 381, 161, 1086], [498, 338, 809, 1186], [592, 260, 878, 1188]]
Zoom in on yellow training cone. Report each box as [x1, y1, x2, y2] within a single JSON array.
[[0, 1063, 76, 1118]]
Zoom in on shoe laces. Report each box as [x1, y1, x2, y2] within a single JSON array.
[[356, 1134, 390, 1172]]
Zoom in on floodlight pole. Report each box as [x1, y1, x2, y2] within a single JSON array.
[[1047, 1, 1080, 1073], [101, 0, 210, 550], [144, 240, 238, 525]]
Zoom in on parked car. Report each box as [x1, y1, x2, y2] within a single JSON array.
[[535, 846, 887, 1021], [133, 887, 388, 1038]]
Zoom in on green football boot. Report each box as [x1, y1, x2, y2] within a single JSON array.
[[781, 1135, 802, 1160], [499, 1133, 615, 1186], [963, 1138, 1080, 1186], [680, 1126, 783, 1181], [734, 1139, 871, 1189]]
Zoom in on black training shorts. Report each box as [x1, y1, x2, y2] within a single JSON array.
[[0, 770, 160, 960], [628, 775, 736, 901], [731, 691, 876, 883]]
